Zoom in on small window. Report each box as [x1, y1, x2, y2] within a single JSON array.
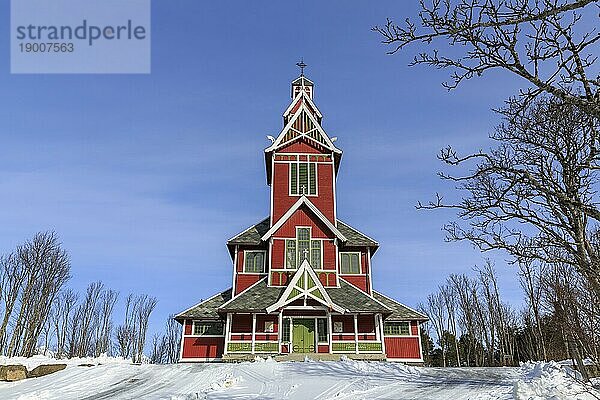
[[340, 252, 361, 274], [264, 321, 274, 333], [286, 240, 297, 269], [384, 322, 410, 336], [282, 318, 291, 342], [310, 240, 322, 269], [193, 321, 224, 336], [317, 318, 328, 342], [245, 251, 265, 273], [333, 321, 343, 333]]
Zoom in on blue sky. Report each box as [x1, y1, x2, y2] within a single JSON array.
[[0, 1, 529, 338]]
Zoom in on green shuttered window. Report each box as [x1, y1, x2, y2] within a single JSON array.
[[290, 162, 317, 195]]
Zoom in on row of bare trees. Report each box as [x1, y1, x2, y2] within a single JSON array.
[[0, 231, 169, 362], [420, 261, 518, 367], [420, 258, 599, 373], [376, 0, 600, 380]]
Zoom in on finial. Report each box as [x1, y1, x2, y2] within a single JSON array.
[[296, 59, 307, 76]]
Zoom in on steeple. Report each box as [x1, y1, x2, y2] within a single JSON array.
[[291, 59, 314, 99]]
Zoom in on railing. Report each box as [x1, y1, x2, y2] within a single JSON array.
[[331, 341, 383, 353], [227, 341, 278, 353]]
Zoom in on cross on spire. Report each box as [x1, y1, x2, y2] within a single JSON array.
[[296, 59, 307, 76]]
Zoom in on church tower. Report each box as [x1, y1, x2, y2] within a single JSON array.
[[175, 66, 428, 362]]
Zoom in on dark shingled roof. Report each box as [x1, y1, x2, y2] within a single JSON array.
[[329, 279, 390, 313], [227, 218, 270, 245], [337, 220, 379, 248], [373, 291, 428, 321], [218, 277, 390, 314], [219, 278, 285, 312], [175, 288, 232, 320], [227, 218, 379, 249]]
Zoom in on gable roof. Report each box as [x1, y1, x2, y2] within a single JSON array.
[[265, 102, 341, 155], [337, 220, 379, 249], [261, 196, 347, 242], [219, 277, 285, 312], [174, 288, 232, 321], [227, 217, 270, 245], [373, 291, 429, 321], [227, 217, 379, 251], [266, 260, 344, 313]]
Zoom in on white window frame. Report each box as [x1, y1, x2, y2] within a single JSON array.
[[333, 321, 343, 333], [243, 250, 267, 274], [289, 160, 318, 197], [339, 252, 361, 274], [264, 321, 275, 333]]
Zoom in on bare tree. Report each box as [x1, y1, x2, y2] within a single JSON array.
[[51, 289, 78, 358], [133, 294, 157, 364], [374, 0, 600, 117], [6, 231, 71, 357]]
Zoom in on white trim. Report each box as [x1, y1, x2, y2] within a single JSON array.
[[243, 250, 267, 274], [232, 245, 239, 298], [353, 314, 359, 354], [265, 102, 341, 154], [282, 88, 323, 119], [278, 312, 283, 354], [332, 151, 338, 223], [328, 312, 333, 354], [178, 319, 186, 362], [223, 313, 232, 355], [367, 247, 373, 296], [378, 314, 386, 355], [387, 357, 425, 363], [251, 313, 257, 354], [261, 196, 347, 242], [266, 259, 345, 313], [373, 290, 429, 320], [417, 321, 424, 361]]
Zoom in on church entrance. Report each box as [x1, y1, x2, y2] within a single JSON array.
[[292, 319, 315, 353]]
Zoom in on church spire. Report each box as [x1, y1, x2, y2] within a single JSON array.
[[291, 59, 314, 99]]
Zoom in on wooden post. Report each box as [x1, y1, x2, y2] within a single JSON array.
[[354, 314, 359, 354], [278, 312, 283, 354], [223, 313, 232, 356], [328, 312, 333, 354], [251, 313, 257, 354], [378, 314, 386, 355]]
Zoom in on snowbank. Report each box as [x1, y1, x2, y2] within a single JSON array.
[[0, 354, 129, 371], [513, 361, 600, 400]]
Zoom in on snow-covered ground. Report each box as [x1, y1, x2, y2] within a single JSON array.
[[0, 356, 598, 399]]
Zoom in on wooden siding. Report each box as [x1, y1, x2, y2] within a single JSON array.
[[235, 274, 263, 295], [318, 344, 329, 353], [272, 160, 335, 224], [384, 336, 422, 360], [357, 315, 375, 334], [231, 314, 252, 333], [181, 337, 224, 359], [184, 320, 192, 335]]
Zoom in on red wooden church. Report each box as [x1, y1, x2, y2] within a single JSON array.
[[175, 70, 427, 362]]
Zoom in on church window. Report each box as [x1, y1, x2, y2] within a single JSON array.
[[340, 252, 361, 274], [285, 240, 297, 269], [286, 228, 323, 269], [290, 162, 317, 195], [310, 240, 322, 269], [244, 251, 265, 273]]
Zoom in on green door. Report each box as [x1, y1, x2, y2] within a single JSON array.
[[292, 319, 316, 353]]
